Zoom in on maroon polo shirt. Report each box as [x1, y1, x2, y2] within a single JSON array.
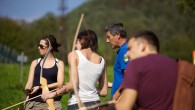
[[120, 54, 178, 110]]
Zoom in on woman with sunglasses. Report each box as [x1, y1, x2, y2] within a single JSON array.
[[42, 30, 108, 110], [25, 35, 65, 110]]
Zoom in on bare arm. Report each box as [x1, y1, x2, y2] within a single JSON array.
[[66, 52, 79, 91], [25, 60, 37, 90], [112, 87, 121, 101], [115, 89, 137, 110], [98, 61, 108, 96], [41, 85, 69, 101]]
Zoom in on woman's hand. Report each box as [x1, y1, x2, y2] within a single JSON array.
[[30, 86, 40, 94], [65, 82, 73, 92], [41, 92, 56, 101]]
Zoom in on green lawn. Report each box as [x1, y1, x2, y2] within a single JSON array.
[[0, 64, 113, 110]]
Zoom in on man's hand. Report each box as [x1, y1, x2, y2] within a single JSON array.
[[112, 90, 121, 101], [108, 82, 113, 88]]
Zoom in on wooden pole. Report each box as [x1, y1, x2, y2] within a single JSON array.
[[2, 89, 57, 110], [71, 13, 84, 109], [20, 52, 24, 83], [192, 50, 195, 65]]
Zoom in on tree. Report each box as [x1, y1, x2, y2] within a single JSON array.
[[177, 0, 195, 13]]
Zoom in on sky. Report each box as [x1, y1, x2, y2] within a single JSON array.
[[0, 0, 86, 22]]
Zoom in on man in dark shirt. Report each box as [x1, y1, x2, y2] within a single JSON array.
[[111, 30, 178, 110]]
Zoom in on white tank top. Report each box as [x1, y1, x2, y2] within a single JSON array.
[[68, 50, 105, 105]]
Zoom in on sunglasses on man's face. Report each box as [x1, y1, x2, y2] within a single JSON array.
[[38, 44, 48, 49]]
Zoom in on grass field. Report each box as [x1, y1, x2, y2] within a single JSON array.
[[0, 64, 114, 110]]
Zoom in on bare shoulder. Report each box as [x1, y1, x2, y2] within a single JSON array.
[[93, 52, 100, 58], [68, 51, 78, 58], [93, 53, 105, 63], [58, 60, 65, 66], [96, 53, 105, 59], [31, 59, 37, 66]]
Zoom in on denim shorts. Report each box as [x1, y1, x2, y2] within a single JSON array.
[[68, 100, 101, 110]]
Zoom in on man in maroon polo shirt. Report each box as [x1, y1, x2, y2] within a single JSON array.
[[109, 30, 178, 110]]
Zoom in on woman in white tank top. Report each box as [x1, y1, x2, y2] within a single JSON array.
[[42, 30, 108, 110]]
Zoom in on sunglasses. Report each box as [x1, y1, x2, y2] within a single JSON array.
[[38, 44, 48, 49]]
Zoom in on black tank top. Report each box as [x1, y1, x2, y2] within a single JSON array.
[[29, 58, 62, 102]]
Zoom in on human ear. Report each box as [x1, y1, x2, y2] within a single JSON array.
[[116, 33, 121, 39], [140, 42, 147, 52]]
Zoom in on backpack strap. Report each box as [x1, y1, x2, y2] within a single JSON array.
[[55, 58, 59, 66], [37, 58, 41, 64], [37, 58, 59, 66]]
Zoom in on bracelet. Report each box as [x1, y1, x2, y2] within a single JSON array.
[[26, 89, 31, 96], [65, 88, 69, 93], [55, 91, 58, 96]]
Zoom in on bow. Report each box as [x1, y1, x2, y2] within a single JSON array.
[[2, 89, 58, 110], [40, 38, 55, 110], [70, 13, 85, 109]]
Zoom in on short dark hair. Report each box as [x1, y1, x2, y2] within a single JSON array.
[[40, 34, 61, 52], [77, 30, 98, 52], [130, 30, 160, 53], [105, 22, 127, 38]]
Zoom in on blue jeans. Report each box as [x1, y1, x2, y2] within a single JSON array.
[[68, 100, 100, 110]]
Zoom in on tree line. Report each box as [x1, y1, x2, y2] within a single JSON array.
[[0, 0, 195, 64]]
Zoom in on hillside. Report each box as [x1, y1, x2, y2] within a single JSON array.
[[1, 0, 195, 64], [64, 0, 195, 62]]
